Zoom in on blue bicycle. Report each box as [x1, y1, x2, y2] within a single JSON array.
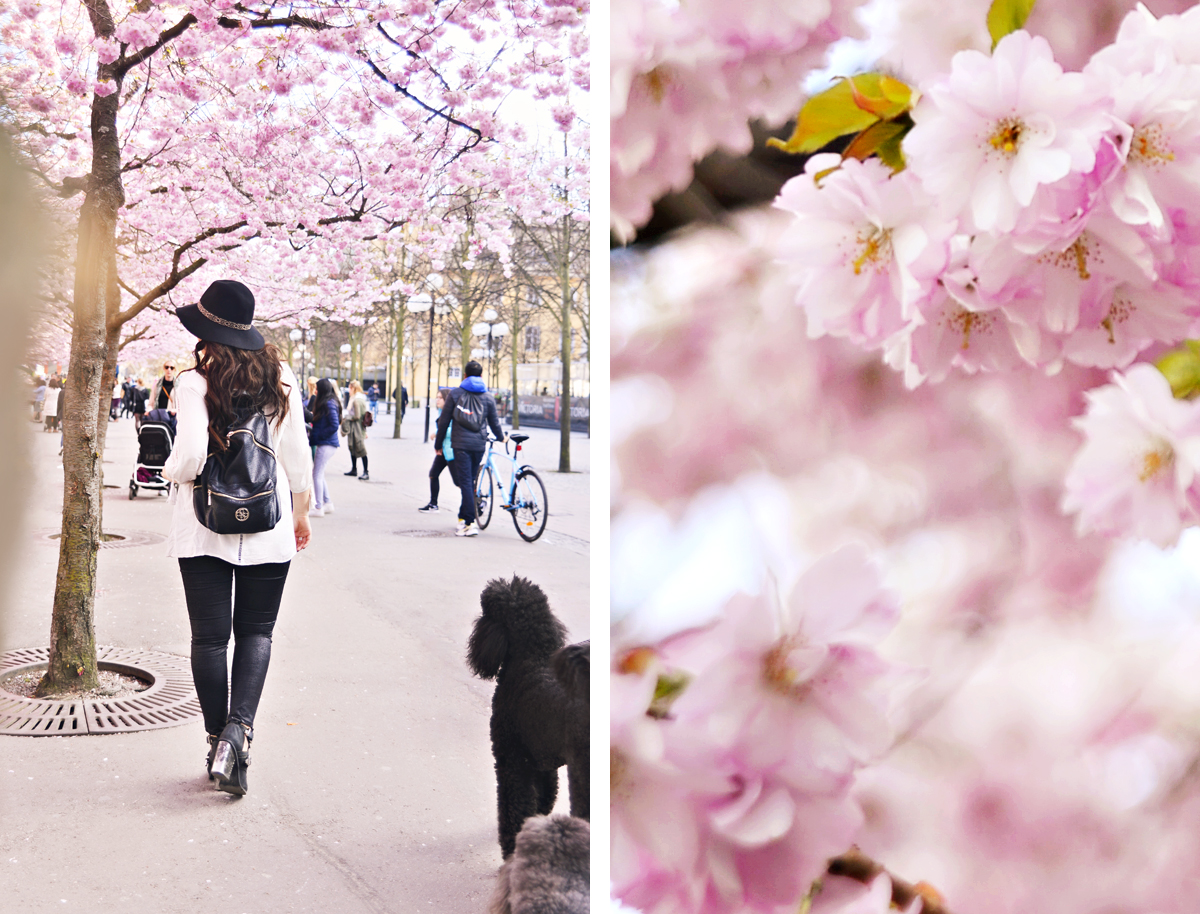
[[474, 433, 548, 542]]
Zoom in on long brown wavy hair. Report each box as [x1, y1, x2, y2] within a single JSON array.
[[191, 340, 290, 452]]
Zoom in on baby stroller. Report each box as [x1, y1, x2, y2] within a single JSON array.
[[130, 409, 175, 499]]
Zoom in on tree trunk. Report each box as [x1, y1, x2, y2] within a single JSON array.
[[92, 326, 121, 536], [37, 5, 124, 690], [38, 13, 125, 695], [558, 214, 572, 473], [511, 298, 521, 431]]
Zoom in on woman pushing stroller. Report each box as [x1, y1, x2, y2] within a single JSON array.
[[162, 279, 313, 797]]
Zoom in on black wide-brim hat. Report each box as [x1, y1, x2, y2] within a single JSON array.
[[176, 279, 265, 351]]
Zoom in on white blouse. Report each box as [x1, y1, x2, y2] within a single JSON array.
[[162, 362, 313, 564]]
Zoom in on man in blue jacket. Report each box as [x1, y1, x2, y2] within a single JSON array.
[[435, 360, 504, 537]]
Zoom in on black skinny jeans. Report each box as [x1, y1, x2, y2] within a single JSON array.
[[178, 556, 290, 736], [429, 452, 449, 504]]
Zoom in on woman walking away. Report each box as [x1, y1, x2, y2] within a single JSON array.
[[341, 379, 371, 480], [308, 378, 341, 516], [418, 390, 453, 512], [162, 279, 313, 797]]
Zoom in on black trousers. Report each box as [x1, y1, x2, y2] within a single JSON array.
[[178, 556, 290, 735], [429, 452, 449, 504], [451, 447, 484, 523]]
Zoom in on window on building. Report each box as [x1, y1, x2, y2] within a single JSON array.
[[524, 325, 541, 354], [570, 329, 578, 357]]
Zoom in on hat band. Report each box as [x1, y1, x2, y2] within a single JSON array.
[[198, 302, 252, 331]]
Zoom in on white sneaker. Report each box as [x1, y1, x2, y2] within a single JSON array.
[[456, 523, 478, 537], [308, 506, 324, 518], [323, 503, 334, 515], [455, 520, 468, 535]]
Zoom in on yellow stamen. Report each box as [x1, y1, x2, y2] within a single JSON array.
[[1039, 237, 1094, 281], [1100, 295, 1133, 345], [988, 118, 1024, 156], [640, 67, 669, 104], [852, 227, 892, 275], [1130, 124, 1175, 166], [944, 307, 995, 351], [762, 636, 812, 701], [1139, 445, 1174, 483]]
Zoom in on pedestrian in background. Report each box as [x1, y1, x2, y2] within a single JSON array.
[[419, 389, 452, 513], [32, 376, 45, 421], [308, 378, 341, 517], [43, 378, 61, 432], [435, 361, 503, 537], [150, 361, 177, 415], [131, 377, 149, 429], [393, 384, 408, 423], [121, 376, 135, 418], [341, 378, 371, 480], [367, 382, 379, 417], [161, 278, 313, 798], [110, 378, 121, 421]]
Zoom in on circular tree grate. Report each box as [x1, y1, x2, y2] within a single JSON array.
[[394, 529, 451, 538], [0, 646, 201, 736], [35, 528, 166, 549]]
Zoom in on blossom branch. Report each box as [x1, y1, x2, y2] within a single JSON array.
[[826, 848, 952, 914], [361, 56, 486, 148]]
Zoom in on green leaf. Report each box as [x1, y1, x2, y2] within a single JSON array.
[[648, 670, 691, 719], [842, 118, 911, 171], [768, 74, 914, 156], [987, 0, 1038, 49], [768, 79, 880, 155], [1155, 341, 1200, 399], [847, 73, 913, 120]]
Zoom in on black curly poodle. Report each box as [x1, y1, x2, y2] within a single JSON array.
[[468, 575, 590, 858]]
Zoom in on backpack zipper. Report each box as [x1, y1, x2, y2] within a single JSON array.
[[228, 428, 276, 456]]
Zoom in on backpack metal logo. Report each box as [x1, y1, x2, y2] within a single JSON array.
[[235, 508, 250, 522]]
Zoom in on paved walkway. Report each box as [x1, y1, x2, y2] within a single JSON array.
[[0, 410, 589, 913]]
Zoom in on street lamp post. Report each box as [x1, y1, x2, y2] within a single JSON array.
[[289, 328, 303, 382], [472, 307, 509, 394]]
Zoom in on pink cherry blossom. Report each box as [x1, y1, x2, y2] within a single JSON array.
[[903, 30, 1113, 235], [612, 546, 900, 914], [1063, 362, 1200, 546], [774, 155, 953, 347]]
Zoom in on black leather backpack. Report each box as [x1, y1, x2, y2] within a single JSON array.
[[193, 397, 280, 535]]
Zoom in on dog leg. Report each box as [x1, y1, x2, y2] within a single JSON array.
[[496, 757, 539, 858], [533, 768, 558, 817], [567, 757, 589, 821]]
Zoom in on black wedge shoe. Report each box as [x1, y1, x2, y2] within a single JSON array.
[[211, 720, 251, 796], [205, 732, 220, 781]]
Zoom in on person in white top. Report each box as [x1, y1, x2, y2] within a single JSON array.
[[162, 279, 313, 797]]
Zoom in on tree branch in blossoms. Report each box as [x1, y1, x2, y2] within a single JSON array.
[[826, 848, 952, 914], [361, 58, 486, 148]]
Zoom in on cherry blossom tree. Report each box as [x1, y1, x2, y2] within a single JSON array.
[[613, 1, 1200, 912], [3, 0, 587, 695]]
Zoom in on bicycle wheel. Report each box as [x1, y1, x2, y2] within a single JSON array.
[[475, 465, 495, 530], [511, 469, 548, 542]]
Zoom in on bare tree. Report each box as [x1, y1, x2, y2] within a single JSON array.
[[509, 208, 589, 472]]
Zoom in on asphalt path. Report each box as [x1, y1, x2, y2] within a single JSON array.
[[0, 409, 590, 913]]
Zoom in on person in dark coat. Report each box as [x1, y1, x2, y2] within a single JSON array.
[[434, 361, 503, 537], [307, 378, 341, 516]]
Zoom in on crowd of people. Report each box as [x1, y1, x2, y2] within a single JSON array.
[[30, 350, 500, 542]]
